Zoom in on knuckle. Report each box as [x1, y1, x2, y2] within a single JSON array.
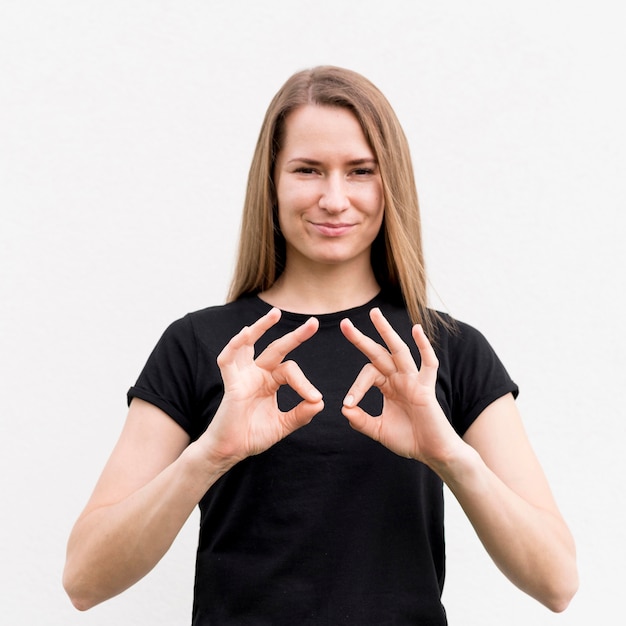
[[363, 362, 378, 376], [281, 359, 300, 377], [369, 352, 388, 367]]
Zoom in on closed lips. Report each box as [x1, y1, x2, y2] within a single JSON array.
[[312, 223, 354, 236]]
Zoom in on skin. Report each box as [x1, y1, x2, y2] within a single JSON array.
[[263, 105, 384, 313], [63, 311, 324, 610], [63, 104, 577, 612], [340, 309, 578, 610], [274, 105, 384, 271]]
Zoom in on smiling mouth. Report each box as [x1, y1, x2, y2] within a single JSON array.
[[312, 223, 354, 237]]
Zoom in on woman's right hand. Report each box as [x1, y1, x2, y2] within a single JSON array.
[[64, 308, 322, 611], [198, 307, 324, 465]]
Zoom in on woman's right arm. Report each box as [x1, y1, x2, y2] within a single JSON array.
[[63, 308, 324, 610], [63, 398, 222, 610]]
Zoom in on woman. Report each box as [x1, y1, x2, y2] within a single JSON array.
[[63, 66, 578, 624]]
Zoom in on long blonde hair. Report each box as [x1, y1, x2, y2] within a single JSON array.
[[228, 66, 435, 335]]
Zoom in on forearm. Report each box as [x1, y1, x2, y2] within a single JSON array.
[[431, 444, 578, 612], [63, 441, 231, 611]]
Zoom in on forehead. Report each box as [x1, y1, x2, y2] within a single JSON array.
[[279, 105, 373, 156]]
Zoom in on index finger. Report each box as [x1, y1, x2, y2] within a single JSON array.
[[222, 307, 282, 354], [411, 323, 439, 372], [254, 316, 319, 369], [368, 308, 418, 372], [339, 317, 396, 377], [216, 307, 283, 374]]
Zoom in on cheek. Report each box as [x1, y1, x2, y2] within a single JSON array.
[[372, 209, 385, 240], [275, 202, 301, 239], [369, 198, 385, 240], [361, 181, 384, 213], [369, 189, 385, 221], [276, 181, 305, 211]]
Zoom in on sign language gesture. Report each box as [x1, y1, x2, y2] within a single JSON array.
[[340, 308, 460, 467], [204, 308, 324, 464]]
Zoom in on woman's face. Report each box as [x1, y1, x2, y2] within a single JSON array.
[[274, 105, 384, 273]]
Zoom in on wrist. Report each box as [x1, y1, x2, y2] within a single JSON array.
[[181, 435, 239, 490], [425, 439, 483, 487]]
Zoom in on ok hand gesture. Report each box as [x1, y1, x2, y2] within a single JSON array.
[[340, 308, 460, 466], [202, 308, 324, 464]]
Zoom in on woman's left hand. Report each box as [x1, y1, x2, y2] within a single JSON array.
[[340, 308, 462, 466], [342, 308, 578, 610]]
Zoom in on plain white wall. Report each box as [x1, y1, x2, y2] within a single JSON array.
[[1, 1, 624, 623]]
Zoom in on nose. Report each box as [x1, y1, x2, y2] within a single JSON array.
[[318, 174, 350, 213]]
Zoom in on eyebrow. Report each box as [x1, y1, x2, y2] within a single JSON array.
[[286, 157, 378, 166]]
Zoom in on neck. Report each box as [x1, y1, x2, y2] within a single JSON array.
[[260, 262, 380, 315]]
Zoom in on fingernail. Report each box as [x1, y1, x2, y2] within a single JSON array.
[[343, 394, 354, 407]]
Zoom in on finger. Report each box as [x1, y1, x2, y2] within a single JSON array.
[[217, 308, 282, 363], [284, 397, 325, 431], [342, 363, 385, 409], [272, 360, 323, 403], [339, 318, 396, 376], [216, 329, 253, 374], [237, 307, 283, 348], [216, 309, 283, 380], [255, 316, 319, 370], [411, 324, 439, 382], [369, 308, 418, 372], [341, 404, 381, 441]]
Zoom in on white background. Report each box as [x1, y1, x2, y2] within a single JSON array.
[[1, 1, 624, 624]]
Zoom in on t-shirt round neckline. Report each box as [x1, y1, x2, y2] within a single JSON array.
[[250, 292, 385, 326]]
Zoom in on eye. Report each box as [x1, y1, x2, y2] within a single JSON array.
[[352, 168, 375, 176], [294, 167, 318, 175]]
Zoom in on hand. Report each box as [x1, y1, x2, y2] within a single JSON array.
[[200, 308, 324, 464], [340, 308, 460, 466]]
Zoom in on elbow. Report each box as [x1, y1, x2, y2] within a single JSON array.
[[514, 549, 579, 613], [547, 592, 575, 614], [63, 563, 100, 612], [64, 582, 99, 612], [531, 529, 579, 613], [67, 595, 95, 613], [543, 566, 579, 613], [549, 583, 579, 614], [64, 586, 92, 612]]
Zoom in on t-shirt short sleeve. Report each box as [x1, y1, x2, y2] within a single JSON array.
[[445, 319, 519, 436], [127, 315, 199, 436]]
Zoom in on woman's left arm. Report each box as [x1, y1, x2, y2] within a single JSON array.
[[439, 393, 578, 612], [340, 309, 578, 612]]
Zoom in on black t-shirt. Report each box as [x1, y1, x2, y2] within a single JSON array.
[[128, 292, 518, 625]]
